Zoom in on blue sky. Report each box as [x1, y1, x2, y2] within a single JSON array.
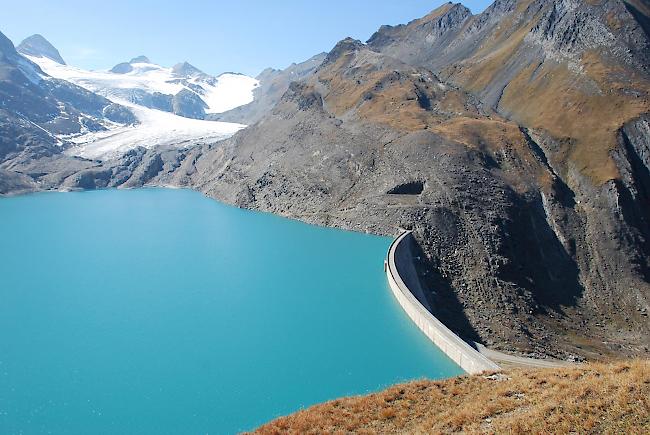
[[2, 0, 492, 77]]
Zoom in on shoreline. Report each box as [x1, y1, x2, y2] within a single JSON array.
[[0, 184, 394, 238]]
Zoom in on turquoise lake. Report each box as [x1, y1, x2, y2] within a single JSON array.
[[0, 188, 463, 434]]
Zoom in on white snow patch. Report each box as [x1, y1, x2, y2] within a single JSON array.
[[201, 73, 259, 113], [15, 57, 45, 85]]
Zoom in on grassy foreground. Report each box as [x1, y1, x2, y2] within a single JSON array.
[[252, 360, 649, 434]]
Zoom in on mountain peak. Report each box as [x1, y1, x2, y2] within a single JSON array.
[[367, 3, 471, 52], [111, 55, 153, 74], [419, 2, 470, 23], [323, 38, 365, 65], [17, 34, 66, 65], [172, 61, 204, 77], [110, 62, 133, 74], [129, 55, 151, 64]]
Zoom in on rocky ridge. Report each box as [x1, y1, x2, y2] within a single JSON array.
[[17, 34, 66, 65]]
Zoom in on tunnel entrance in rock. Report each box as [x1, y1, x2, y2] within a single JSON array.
[[387, 181, 425, 195]]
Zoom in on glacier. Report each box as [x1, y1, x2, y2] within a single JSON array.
[[27, 56, 258, 159]]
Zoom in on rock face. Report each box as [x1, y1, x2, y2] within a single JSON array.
[[109, 62, 133, 74], [172, 88, 208, 119], [120, 88, 173, 112], [129, 55, 150, 64], [17, 34, 66, 64], [1, 0, 649, 360], [367, 2, 473, 70]]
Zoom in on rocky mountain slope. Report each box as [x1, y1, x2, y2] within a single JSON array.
[[363, 0, 650, 358], [1, 0, 648, 361]]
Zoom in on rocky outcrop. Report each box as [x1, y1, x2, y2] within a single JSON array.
[[17, 34, 66, 65], [367, 3, 473, 70], [102, 103, 138, 125], [110, 62, 133, 74], [171, 88, 207, 119], [129, 55, 150, 64], [121, 89, 173, 112]]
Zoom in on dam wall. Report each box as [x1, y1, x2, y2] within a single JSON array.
[[385, 231, 501, 375]]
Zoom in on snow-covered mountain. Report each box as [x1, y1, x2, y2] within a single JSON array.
[[0, 30, 139, 164], [26, 54, 259, 119], [17, 34, 66, 65], [16, 35, 258, 159]]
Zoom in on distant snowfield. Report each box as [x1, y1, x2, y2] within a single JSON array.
[[29, 56, 259, 114], [28, 56, 257, 159]]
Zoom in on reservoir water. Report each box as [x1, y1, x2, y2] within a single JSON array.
[[0, 188, 463, 434]]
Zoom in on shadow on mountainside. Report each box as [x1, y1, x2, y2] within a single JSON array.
[[499, 193, 585, 315], [408, 237, 483, 344]]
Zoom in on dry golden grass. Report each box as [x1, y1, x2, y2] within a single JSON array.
[[318, 57, 444, 131], [317, 42, 493, 133], [499, 57, 649, 184], [458, 23, 531, 94], [252, 360, 650, 434], [430, 117, 554, 191], [414, 3, 455, 26], [450, 0, 538, 94]]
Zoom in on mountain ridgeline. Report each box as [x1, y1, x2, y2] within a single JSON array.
[[1, 0, 649, 360]]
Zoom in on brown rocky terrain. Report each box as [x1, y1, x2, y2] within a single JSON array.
[[1, 0, 649, 362], [364, 0, 650, 359]]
